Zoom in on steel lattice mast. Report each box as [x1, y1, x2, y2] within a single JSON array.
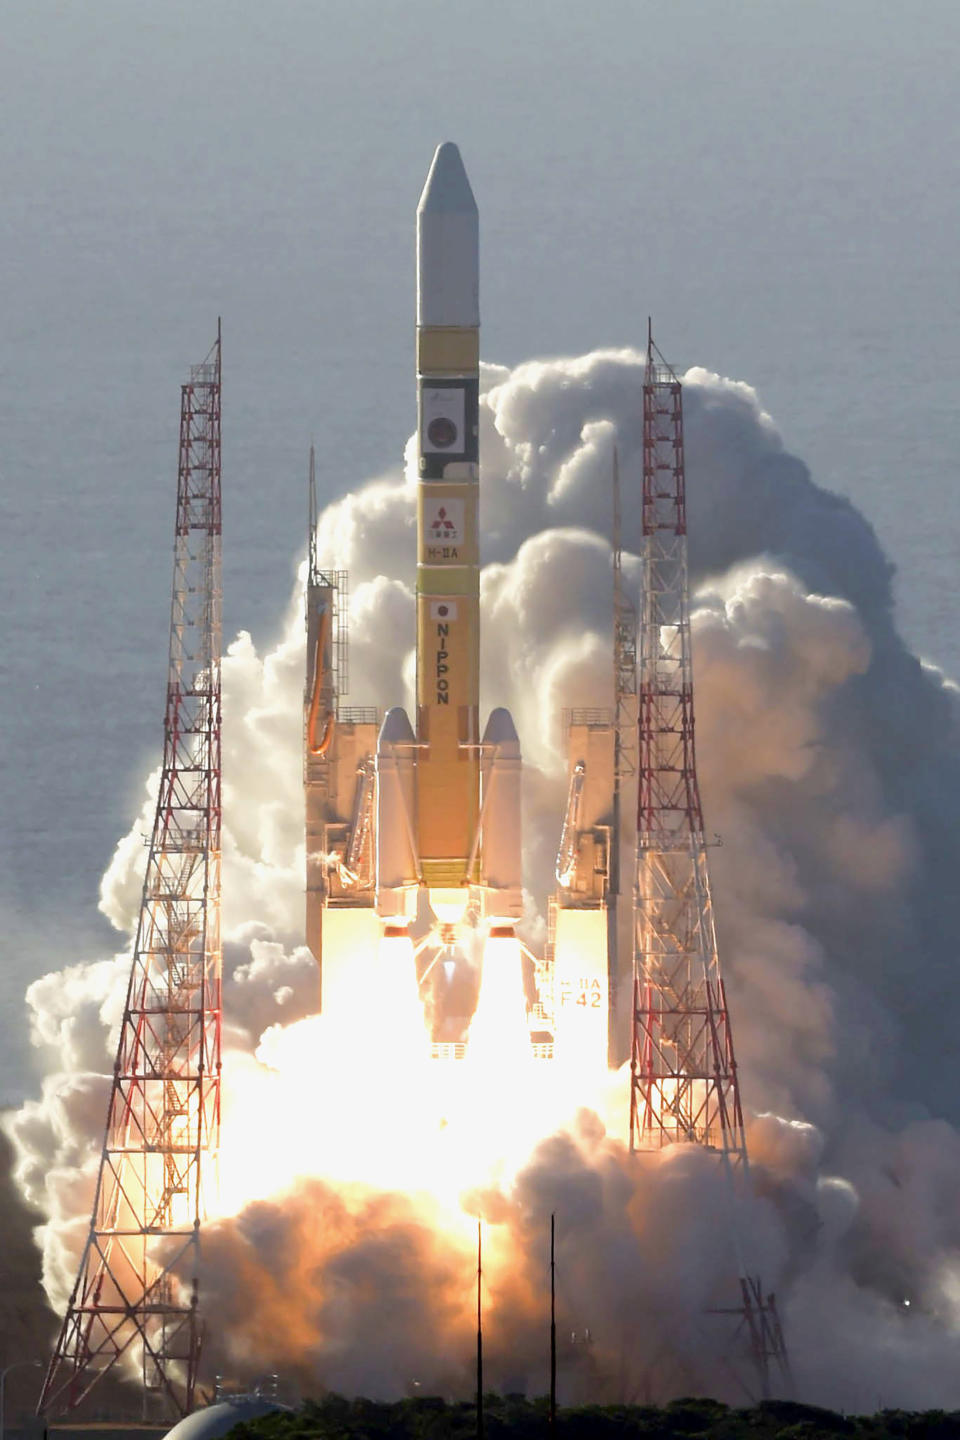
[[39, 325, 223, 1421], [629, 323, 789, 1397], [629, 328, 745, 1159]]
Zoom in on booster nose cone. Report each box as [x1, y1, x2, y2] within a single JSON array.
[[417, 142, 479, 328], [481, 707, 519, 747], [378, 705, 416, 747]]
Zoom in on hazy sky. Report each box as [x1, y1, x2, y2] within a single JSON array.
[[1, 0, 958, 1101]]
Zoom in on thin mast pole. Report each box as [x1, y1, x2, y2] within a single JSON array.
[[550, 1213, 557, 1430], [477, 1221, 484, 1440]]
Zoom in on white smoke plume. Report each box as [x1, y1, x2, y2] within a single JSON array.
[[8, 347, 960, 1413]]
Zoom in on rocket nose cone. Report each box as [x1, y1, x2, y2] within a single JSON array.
[[416, 142, 479, 328], [417, 141, 478, 217]]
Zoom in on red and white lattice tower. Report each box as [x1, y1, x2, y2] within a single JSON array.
[[39, 326, 223, 1421], [629, 324, 789, 1397]]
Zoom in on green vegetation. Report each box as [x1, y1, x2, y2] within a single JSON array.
[[227, 1396, 960, 1440]]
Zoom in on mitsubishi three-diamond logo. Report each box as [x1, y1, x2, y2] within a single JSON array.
[[430, 506, 456, 538], [424, 497, 464, 544]]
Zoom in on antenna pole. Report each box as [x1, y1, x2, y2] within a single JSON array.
[[550, 1213, 557, 1430], [308, 442, 319, 583]]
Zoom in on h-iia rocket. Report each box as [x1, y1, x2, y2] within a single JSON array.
[[376, 142, 522, 938], [305, 143, 615, 1065]]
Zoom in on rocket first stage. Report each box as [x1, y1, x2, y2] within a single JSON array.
[[414, 140, 481, 895], [375, 141, 523, 944]]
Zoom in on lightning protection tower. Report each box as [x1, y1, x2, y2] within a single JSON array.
[[629, 323, 789, 1399], [39, 326, 223, 1421]]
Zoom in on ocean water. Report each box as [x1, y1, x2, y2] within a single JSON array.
[[1, 0, 958, 1103]]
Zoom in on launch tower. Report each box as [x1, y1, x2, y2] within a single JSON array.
[[630, 324, 790, 1397], [303, 446, 380, 1010], [551, 711, 614, 1068], [549, 452, 637, 1070], [39, 328, 223, 1421], [609, 450, 638, 1062]]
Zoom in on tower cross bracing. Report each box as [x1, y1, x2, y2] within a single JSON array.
[[39, 326, 223, 1421], [630, 327, 745, 1159], [629, 324, 790, 1399]]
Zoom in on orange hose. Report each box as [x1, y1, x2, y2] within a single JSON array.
[[308, 607, 336, 757]]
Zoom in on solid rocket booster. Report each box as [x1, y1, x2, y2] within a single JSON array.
[[414, 143, 481, 901]]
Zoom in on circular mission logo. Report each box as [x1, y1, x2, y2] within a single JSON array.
[[426, 416, 458, 449]]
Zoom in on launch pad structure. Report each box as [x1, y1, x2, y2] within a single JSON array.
[[36, 145, 794, 1420], [303, 443, 381, 1005], [549, 449, 638, 1070], [39, 327, 224, 1422], [629, 324, 790, 1398], [630, 326, 746, 1160]]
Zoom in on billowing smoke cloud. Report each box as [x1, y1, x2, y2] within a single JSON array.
[[7, 347, 960, 1413]]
